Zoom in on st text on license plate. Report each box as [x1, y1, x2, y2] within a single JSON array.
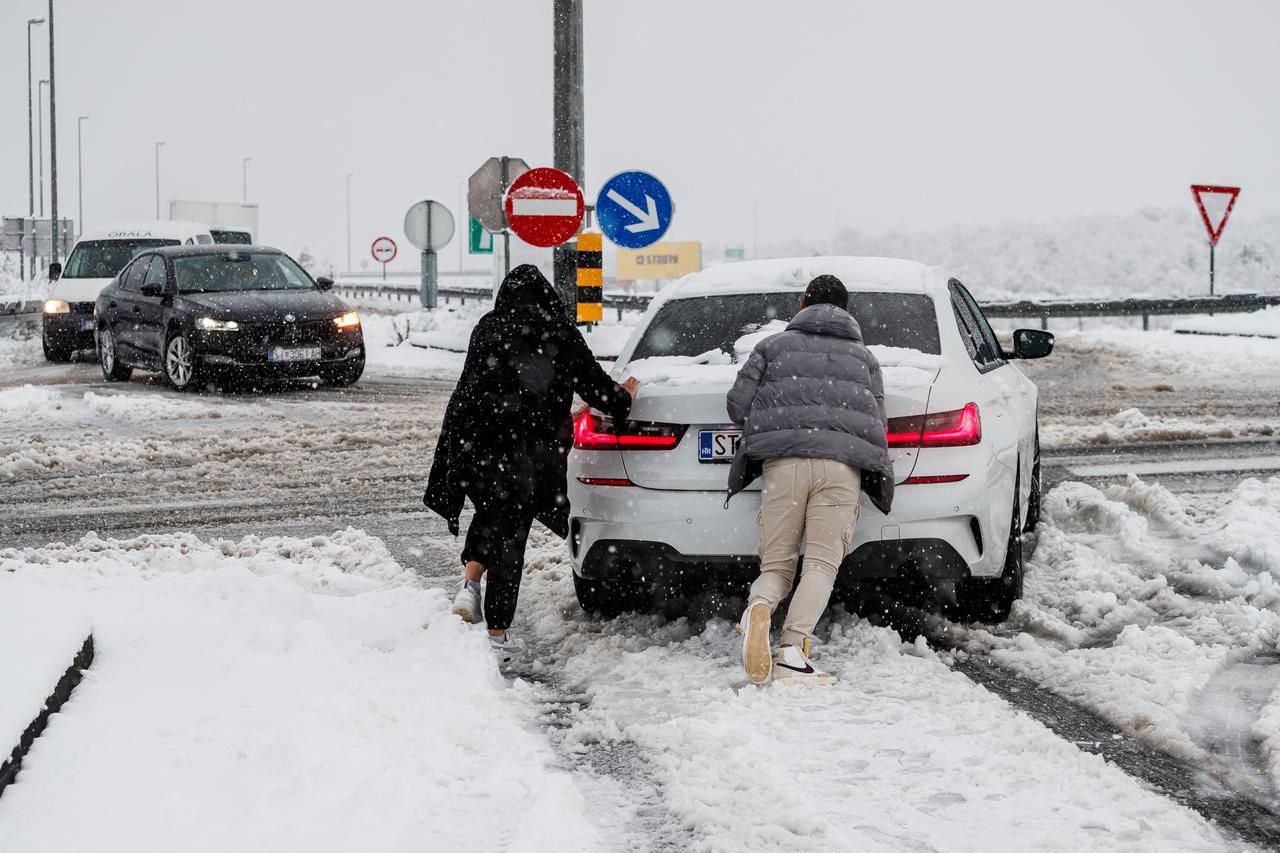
[[268, 346, 321, 363], [698, 429, 742, 463]]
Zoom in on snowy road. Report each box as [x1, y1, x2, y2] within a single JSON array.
[[3, 327, 1280, 851]]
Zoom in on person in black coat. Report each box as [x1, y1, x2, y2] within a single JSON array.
[[424, 264, 637, 657]]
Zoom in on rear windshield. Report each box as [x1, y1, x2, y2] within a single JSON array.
[[173, 253, 314, 293], [63, 239, 180, 279], [629, 291, 940, 361], [210, 230, 252, 245]]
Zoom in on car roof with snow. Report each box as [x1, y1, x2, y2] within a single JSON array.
[[667, 257, 946, 301], [151, 244, 286, 258], [76, 220, 212, 242]]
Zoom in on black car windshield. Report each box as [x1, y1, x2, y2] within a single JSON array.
[[629, 291, 941, 361], [63, 239, 180, 279], [173, 253, 315, 293]]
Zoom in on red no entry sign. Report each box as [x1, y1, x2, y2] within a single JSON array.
[[1190, 184, 1240, 247], [371, 235, 397, 264], [504, 167, 584, 247]]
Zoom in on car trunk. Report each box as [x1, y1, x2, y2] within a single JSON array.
[[618, 372, 939, 491]]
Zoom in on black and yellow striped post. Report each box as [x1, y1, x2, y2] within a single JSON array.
[[576, 232, 603, 324]]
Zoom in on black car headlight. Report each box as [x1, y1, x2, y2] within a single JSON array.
[[196, 317, 240, 332], [333, 310, 360, 329]]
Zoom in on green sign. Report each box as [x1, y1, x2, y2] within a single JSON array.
[[725, 245, 745, 261], [469, 216, 494, 255]]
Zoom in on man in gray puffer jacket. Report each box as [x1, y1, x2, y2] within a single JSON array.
[[726, 274, 893, 685]]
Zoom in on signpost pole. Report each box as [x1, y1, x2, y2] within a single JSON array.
[[1210, 243, 1215, 297], [500, 157, 512, 278], [552, 0, 584, 318]]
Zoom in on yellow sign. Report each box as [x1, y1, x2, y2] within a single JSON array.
[[616, 241, 701, 280]]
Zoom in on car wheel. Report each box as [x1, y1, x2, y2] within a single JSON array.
[[42, 333, 73, 363], [319, 354, 365, 388], [573, 572, 645, 619], [955, 469, 1024, 623], [98, 328, 132, 382], [1024, 432, 1042, 533], [163, 330, 202, 391]]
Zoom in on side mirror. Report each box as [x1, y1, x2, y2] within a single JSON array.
[[316, 276, 334, 291], [139, 282, 163, 297], [1010, 328, 1055, 359], [48, 262, 62, 281]]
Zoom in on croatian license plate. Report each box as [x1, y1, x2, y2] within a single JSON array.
[[268, 346, 321, 363], [698, 429, 742, 463]]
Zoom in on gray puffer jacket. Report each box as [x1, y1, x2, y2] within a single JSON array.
[[725, 303, 894, 514]]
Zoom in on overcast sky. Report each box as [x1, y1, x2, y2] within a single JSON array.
[[2, 0, 1277, 271]]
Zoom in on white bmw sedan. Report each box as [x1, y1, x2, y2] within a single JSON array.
[[567, 257, 1054, 623]]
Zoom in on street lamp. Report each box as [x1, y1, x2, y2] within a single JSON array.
[[242, 157, 251, 202], [37, 79, 48, 217], [154, 141, 165, 219], [77, 115, 89, 235], [25, 17, 45, 280], [345, 172, 354, 274]]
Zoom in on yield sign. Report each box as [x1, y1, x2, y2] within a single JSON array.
[[1190, 184, 1240, 246], [504, 167, 584, 248]]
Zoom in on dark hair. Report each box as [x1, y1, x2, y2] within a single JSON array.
[[802, 274, 848, 310]]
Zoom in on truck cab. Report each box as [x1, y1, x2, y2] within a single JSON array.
[[42, 220, 213, 361]]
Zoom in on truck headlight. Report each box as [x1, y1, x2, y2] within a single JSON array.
[[333, 310, 360, 329], [44, 299, 69, 314], [197, 317, 240, 331]]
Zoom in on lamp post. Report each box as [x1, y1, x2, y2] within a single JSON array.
[[242, 157, 251, 202], [25, 17, 45, 279], [76, 115, 89, 236], [48, 0, 61, 267], [154, 141, 165, 219], [345, 172, 353, 274], [37, 79, 48, 217]]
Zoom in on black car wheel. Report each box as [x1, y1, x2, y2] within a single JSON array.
[[42, 333, 74, 363], [98, 328, 132, 382], [163, 331, 202, 391], [955, 464, 1025, 623], [319, 354, 365, 388]]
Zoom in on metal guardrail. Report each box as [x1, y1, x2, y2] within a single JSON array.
[[334, 275, 1280, 329]]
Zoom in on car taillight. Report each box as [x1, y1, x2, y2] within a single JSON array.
[[886, 403, 981, 448], [572, 412, 685, 450]]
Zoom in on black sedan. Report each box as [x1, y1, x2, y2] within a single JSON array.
[[94, 245, 365, 390]]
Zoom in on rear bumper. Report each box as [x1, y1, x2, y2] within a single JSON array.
[[567, 471, 1009, 583]]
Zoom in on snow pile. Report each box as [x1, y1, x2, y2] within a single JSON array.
[[1044, 327, 1280, 380], [1043, 406, 1275, 447], [0, 529, 601, 852], [503, 527, 1232, 851], [0, 323, 43, 370], [0, 579, 90, 761], [1174, 305, 1280, 339], [958, 475, 1280, 795]]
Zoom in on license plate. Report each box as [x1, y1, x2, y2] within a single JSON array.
[[699, 429, 742, 463], [268, 346, 321, 362], [80, 318, 94, 331]]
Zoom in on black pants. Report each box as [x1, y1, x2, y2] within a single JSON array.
[[461, 494, 536, 632]]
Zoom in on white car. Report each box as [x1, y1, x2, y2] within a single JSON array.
[[567, 257, 1054, 622]]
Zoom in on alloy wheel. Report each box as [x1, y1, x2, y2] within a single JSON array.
[[166, 335, 193, 387], [100, 331, 115, 374]]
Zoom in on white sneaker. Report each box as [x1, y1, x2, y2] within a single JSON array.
[[739, 599, 773, 685], [488, 632, 526, 663], [772, 643, 836, 686], [452, 583, 482, 624]]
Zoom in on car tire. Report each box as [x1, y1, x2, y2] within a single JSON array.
[[162, 330, 202, 391], [42, 333, 74, 363], [573, 572, 645, 619], [319, 354, 365, 388], [97, 328, 132, 382], [1024, 432, 1042, 534], [955, 468, 1024, 623]]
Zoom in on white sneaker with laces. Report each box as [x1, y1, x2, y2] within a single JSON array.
[[739, 599, 773, 685], [772, 642, 836, 686], [488, 632, 526, 663], [452, 583, 482, 624]]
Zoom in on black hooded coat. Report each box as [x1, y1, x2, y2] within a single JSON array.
[[423, 264, 633, 538]]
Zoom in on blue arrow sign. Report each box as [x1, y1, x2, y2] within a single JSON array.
[[595, 170, 673, 250]]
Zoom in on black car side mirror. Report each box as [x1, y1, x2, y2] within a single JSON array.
[[316, 276, 334, 291], [48, 262, 62, 281], [139, 282, 163, 297], [1010, 328, 1055, 359]]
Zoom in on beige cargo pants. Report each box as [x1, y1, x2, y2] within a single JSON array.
[[749, 457, 861, 649]]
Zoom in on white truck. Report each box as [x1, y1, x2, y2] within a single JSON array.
[[168, 200, 259, 245]]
